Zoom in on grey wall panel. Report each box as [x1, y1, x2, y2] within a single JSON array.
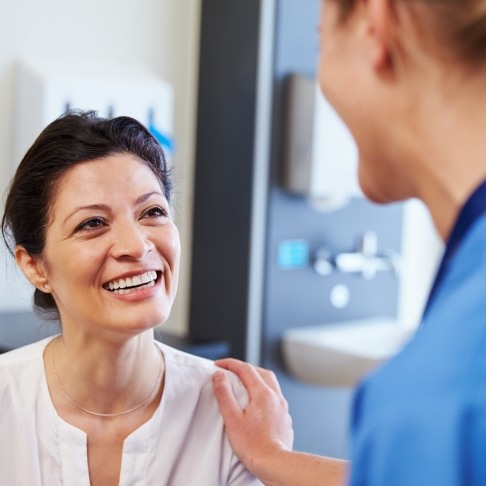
[[189, 0, 261, 357]]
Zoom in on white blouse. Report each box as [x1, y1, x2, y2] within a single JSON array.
[[0, 336, 261, 485]]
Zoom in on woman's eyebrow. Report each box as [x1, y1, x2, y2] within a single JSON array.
[[134, 191, 164, 205], [63, 204, 109, 225]]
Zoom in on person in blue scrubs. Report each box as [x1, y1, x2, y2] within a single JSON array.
[[212, 0, 486, 484]]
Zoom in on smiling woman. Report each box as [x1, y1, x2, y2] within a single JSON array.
[[25, 151, 180, 337], [0, 112, 261, 486]]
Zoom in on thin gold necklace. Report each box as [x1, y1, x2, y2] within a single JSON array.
[[50, 337, 163, 418]]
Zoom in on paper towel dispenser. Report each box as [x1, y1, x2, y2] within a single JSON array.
[[282, 74, 360, 211]]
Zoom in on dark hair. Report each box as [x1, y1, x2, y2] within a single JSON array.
[[1, 110, 172, 319]]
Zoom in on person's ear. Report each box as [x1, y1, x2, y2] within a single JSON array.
[[15, 246, 51, 293], [362, 0, 394, 71]]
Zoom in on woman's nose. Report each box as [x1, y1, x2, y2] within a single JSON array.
[[110, 222, 155, 260]]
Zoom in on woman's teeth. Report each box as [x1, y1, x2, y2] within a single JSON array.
[[105, 270, 158, 293]]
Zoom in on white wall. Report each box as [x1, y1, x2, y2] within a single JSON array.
[[0, 0, 201, 336]]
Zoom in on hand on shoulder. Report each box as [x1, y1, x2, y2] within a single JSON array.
[[212, 358, 294, 481], [212, 359, 348, 486]]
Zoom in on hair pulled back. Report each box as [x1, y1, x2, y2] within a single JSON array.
[[335, 0, 486, 67], [1, 110, 172, 319]]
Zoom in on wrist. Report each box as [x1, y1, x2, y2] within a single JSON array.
[[249, 449, 349, 486], [248, 446, 293, 486]]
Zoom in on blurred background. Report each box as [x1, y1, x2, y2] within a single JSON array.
[[0, 0, 443, 459]]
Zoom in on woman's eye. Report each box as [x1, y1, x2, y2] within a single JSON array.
[[76, 217, 105, 232], [143, 206, 168, 219]]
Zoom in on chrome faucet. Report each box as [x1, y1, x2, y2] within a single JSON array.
[[314, 231, 401, 279]]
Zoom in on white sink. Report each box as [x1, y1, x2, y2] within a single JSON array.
[[282, 317, 416, 387]]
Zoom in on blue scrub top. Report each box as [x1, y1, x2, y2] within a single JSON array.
[[349, 195, 486, 485]]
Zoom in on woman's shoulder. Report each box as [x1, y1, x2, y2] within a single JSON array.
[[0, 336, 54, 369], [0, 337, 55, 426], [156, 340, 214, 369], [157, 342, 249, 407]]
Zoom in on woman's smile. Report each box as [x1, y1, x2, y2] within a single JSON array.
[[103, 270, 164, 300], [104, 270, 158, 291]]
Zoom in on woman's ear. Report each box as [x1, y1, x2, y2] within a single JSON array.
[[364, 0, 394, 70], [14, 246, 50, 292]]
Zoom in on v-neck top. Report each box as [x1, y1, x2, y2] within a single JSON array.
[[0, 336, 261, 485], [349, 213, 486, 485], [423, 178, 486, 317]]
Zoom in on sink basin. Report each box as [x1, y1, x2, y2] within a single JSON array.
[[282, 317, 416, 387]]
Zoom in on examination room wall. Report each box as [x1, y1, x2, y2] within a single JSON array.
[[0, 0, 201, 336]]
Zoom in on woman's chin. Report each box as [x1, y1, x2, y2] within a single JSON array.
[[115, 312, 171, 335], [358, 174, 384, 204], [358, 168, 401, 205], [361, 186, 403, 205]]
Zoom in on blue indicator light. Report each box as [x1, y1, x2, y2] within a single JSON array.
[[277, 240, 309, 269]]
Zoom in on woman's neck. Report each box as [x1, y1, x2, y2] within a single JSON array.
[[47, 331, 164, 417], [400, 73, 486, 241]]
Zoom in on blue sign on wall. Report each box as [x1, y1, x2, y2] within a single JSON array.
[[277, 239, 309, 269]]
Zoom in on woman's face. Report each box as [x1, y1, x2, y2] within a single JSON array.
[[40, 153, 180, 337], [317, 1, 372, 191], [317, 0, 406, 203], [317, 0, 361, 137]]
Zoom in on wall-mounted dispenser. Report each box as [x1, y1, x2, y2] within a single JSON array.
[[283, 74, 361, 211], [13, 57, 174, 169]]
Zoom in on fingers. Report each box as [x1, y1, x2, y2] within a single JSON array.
[[212, 370, 243, 422], [215, 358, 283, 396], [259, 367, 284, 395], [215, 358, 268, 397]]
